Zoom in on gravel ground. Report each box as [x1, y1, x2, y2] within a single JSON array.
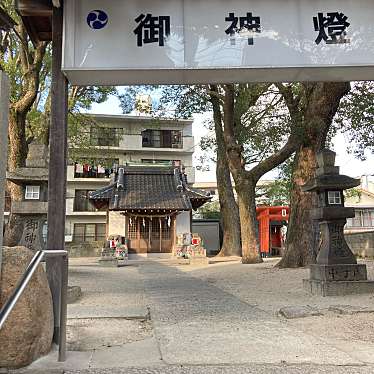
[[63, 364, 374, 374], [11, 364, 374, 374], [19, 256, 374, 373], [68, 259, 146, 311], [185, 258, 374, 315]]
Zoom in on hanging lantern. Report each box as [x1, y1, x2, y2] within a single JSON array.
[[129, 217, 132, 226], [167, 216, 171, 227], [143, 218, 146, 227]]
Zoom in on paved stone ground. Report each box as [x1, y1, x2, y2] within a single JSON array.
[[138, 260, 374, 366], [9, 364, 374, 374], [12, 257, 374, 373]]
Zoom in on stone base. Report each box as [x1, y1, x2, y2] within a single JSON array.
[[176, 257, 209, 265], [310, 264, 367, 282], [67, 286, 82, 304], [177, 258, 191, 265], [189, 256, 209, 266], [303, 279, 374, 296], [98, 257, 118, 267]]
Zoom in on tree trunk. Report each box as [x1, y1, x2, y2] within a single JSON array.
[[278, 82, 351, 268], [236, 179, 262, 263], [210, 89, 241, 257], [277, 148, 317, 267], [216, 156, 241, 256], [3, 110, 28, 246]]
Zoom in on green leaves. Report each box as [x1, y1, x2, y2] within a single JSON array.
[[335, 81, 374, 160]]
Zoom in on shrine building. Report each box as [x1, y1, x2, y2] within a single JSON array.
[[89, 165, 211, 255]]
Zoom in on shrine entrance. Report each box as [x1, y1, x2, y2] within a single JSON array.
[[126, 216, 175, 254], [14, 0, 374, 360]]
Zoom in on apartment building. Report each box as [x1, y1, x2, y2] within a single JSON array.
[[65, 113, 196, 244], [345, 176, 374, 233]]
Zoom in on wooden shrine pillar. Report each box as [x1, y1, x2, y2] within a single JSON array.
[[46, 3, 69, 343]]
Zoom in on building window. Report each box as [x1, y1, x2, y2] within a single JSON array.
[[73, 190, 97, 212], [141, 159, 181, 166], [25, 185, 40, 200], [90, 127, 120, 147], [4, 193, 11, 212], [73, 223, 106, 242], [142, 130, 182, 149], [328, 191, 342, 205], [140, 218, 150, 239], [161, 218, 171, 240], [347, 209, 374, 228], [128, 217, 138, 239]]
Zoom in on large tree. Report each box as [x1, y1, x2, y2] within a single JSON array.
[[214, 84, 302, 263], [277, 82, 351, 268], [209, 90, 241, 256], [335, 81, 374, 159], [1, 3, 48, 245], [1, 2, 117, 245]]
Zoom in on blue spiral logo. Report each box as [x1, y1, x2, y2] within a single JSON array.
[[87, 10, 108, 30]]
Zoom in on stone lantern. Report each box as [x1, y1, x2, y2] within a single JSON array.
[[6, 142, 49, 251], [302, 149, 374, 296]]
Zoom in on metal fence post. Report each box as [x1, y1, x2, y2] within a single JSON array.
[[58, 252, 68, 362]]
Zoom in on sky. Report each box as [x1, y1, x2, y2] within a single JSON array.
[[90, 93, 374, 183]]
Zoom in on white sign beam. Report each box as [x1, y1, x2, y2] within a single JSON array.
[[62, 0, 374, 85]]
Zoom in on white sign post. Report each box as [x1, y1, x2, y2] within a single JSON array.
[[63, 0, 374, 85], [0, 72, 9, 274]]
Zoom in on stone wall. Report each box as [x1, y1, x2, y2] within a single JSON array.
[[345, 231, 374, 258], [66, 241, 103, 257]]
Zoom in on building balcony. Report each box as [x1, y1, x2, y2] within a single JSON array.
[[67, 165, 112, 182], [66, 211, 107, 217], [120, 135, 194, 153]]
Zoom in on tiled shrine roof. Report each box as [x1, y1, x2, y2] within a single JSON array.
[[89, 166, 211, 212]]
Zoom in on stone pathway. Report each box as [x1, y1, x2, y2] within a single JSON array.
[[13, 257, 374, 373]]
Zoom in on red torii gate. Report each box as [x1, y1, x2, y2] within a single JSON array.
[[256, 206, 289, 256]]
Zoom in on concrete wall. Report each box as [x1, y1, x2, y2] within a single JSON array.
[[12, 201, 48, 214], [176, 211, 191, 235], [66, 241, 102, 257], [0, 73, 9, 252], [192, 220, 221, 255], [345, 231, 374, 258]]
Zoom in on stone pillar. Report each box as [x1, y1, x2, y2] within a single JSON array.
[[0, 72, 9, 274]]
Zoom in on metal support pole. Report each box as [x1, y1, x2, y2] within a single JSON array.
[[0, 72, 9, 283], [58, 253, 68, 362], [47, 2, 68, 344]]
